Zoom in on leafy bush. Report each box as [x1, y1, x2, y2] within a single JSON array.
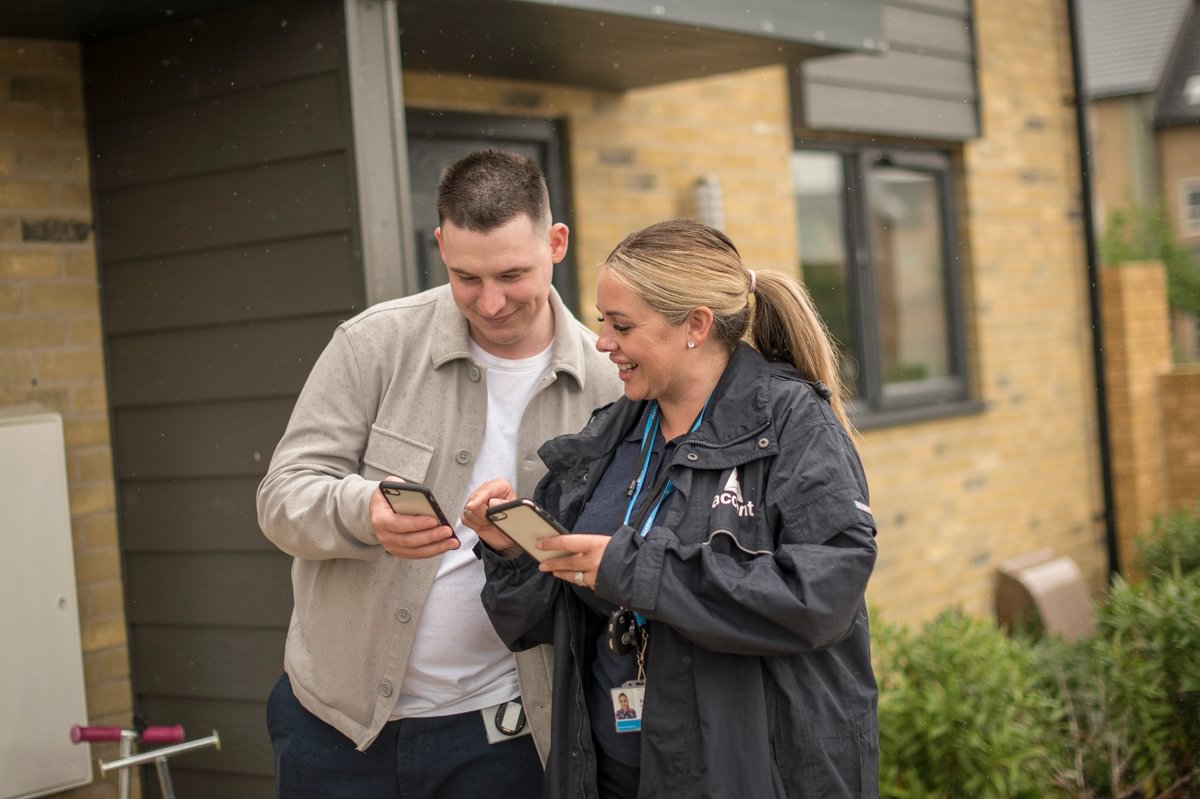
[[1034, 572, 1200, 797], [874, 610, 1063, 799], [1100, 202, 1200, 317], [1137, 502, 1200, 580]]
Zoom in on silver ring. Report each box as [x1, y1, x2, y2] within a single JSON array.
[[574, 571, 585, 586]]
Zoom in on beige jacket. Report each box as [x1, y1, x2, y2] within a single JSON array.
[[257, 285, 622, 755]]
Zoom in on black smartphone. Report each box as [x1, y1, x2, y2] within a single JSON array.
[[484, 498, 571, 562], [379, 481, 456, 538]]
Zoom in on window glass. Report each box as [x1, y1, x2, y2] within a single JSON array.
[[792, 151, 858, 395], [867, 164, 952, 392]]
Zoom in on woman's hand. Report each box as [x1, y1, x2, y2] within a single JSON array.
[[460, 478, 521, 555], [538, 534, 611, 589]]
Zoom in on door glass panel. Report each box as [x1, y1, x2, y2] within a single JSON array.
[[866, 164, 952, 392], [792, 151, 858, 395]]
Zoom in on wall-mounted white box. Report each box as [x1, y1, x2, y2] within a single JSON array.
[[1, 404, 92, 798]]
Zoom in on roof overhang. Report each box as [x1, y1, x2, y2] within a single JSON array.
[[395, 0, 885, 90], [2, 0, 883, 91]]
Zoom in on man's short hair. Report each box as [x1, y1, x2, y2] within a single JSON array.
[[436, 149, 551, 232]]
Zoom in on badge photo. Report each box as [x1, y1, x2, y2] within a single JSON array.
[[611, 681, 645, 733]]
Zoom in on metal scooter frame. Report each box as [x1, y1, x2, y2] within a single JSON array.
[[70, 724, 221, 799]]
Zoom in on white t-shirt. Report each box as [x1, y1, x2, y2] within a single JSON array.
[[391, 340, 553, 719]]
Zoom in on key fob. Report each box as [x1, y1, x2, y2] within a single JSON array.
[[607, 609, 637, 655]]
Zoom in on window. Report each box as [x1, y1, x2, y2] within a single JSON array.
[[1181, 178, 1200, 235], [792, 146, 969, 420]]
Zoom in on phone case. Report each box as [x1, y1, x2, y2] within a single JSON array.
[[379, 481, 453, 529], [485, 498, 571, 562]]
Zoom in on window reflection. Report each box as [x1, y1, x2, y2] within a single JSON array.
[[866, 165, 951, 391], [792, 150, 858, 396]]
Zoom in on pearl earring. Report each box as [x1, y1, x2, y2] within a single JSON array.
[[687, 341, 695, 349]]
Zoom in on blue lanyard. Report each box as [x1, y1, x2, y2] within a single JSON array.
[[622, 398, 710, 537]]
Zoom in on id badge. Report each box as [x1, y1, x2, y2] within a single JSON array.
[[610, 681, 645, 734]]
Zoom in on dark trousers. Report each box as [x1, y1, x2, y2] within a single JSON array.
[[267, 673, 543, 799]]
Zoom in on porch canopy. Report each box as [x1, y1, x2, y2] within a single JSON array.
[[3, 0, 882, 90]]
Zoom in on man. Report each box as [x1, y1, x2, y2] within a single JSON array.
[[258, 149, 622, 798]]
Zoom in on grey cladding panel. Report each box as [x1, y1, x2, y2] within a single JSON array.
[[890, 0, 968, 16], [125, 552, 293, 627], [103, 234, 359, 335], [85, 0, 342, 119], [92, 73, 348, 189], [133, 626, 284, 702], [136, 695, 274, 778], [108, 315, 341, 407], [798, 1, 979, 139], [804, 50, 976, 100], [882, 5, 972, 57], [805, 82, 978, 140], [113, 398, 296, 480], [121, 477, 274, 554], [97, 154, 353, 262]]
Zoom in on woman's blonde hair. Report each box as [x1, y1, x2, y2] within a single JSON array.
[[602, 219, 853, 433]]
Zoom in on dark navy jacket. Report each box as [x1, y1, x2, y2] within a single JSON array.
[[481, 343, 879, 798]]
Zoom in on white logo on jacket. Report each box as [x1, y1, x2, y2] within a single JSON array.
[[712, 468, 755, 517]]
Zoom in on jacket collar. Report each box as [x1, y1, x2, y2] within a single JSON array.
[[541, 342, 783, 472], [428, 284, 588, 389]]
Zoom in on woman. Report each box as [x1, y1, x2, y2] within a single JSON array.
[[462, 219, 878, 798]]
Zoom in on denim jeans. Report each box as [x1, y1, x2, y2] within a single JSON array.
[[267, 673, 543, 799]]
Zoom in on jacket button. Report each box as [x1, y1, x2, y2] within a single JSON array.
[[468, 365, 481, 382], [686, 452, 698, 461], [456, 449, 471, 464], [396, 608, 411, 623], [758, 437, 769, 448], [379, 681, 393, 697]]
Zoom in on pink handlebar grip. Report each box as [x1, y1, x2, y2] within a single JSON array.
[[70, 725, 123, 743], [140, 725, 185, 744]]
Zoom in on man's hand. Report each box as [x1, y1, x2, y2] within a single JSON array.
[[460, 478, 521, 555], [370, 476, 459, 559]]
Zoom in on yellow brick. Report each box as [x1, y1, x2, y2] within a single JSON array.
[[9, 73, 84, 110], [73, 547, 121, 585], [73, 512, 119, 550], [68, 479, 117, 517], [0, 216, 18, 242], [0, 316, 65, 346], [69, 382, 109, 414], [85, 677, 133, 718], [25, 281, 99, 313], [0, 350, 36, 385], [0, 107, 55, 139], [63, 416, 110, 448], [80, 618, 127, 653], [84, 647, 131, 686], [67, 314, 102, 344], [79, 579, 126, 618], [0, 250, 60, 277], [37, 348, 104, 381], [64, 248, 97, 278], [0, 179, 55, 208], [59, 182, 92, 210]]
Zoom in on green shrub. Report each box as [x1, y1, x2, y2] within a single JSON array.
[[1031, 572, 1200, 798], [1137, 502, 1200, 580], [875, 610, 1063, 799]]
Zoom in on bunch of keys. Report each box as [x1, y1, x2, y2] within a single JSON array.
[[607, 608, 641, 655]]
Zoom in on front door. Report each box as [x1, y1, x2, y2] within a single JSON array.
[[406, 111, 577, 312]]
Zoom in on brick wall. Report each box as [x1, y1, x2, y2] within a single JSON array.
[[0, 38, 132, 798], [1099, 261, 1172, 574], [403, 66, 799, 300], [1161, 365, 1200, 510], [859, 0, 1109, 620], [406, 0, 1110, 628]]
